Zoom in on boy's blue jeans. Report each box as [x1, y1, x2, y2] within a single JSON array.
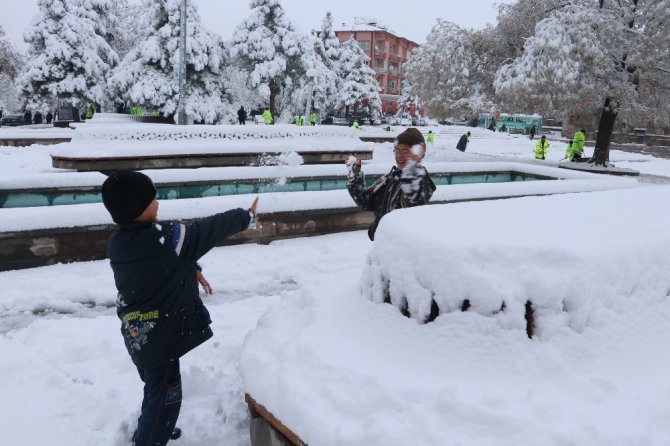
[[132, 359, 182, 446]]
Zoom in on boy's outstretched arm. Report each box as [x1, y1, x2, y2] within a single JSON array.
[[171, 197, 259, 265]]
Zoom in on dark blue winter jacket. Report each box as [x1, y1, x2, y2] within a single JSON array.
[[108, 209, 251, 368]]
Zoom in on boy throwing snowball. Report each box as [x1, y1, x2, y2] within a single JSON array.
[[346, 128, 436, 240]]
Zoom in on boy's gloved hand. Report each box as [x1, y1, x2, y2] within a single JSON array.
[[248, 196, 259, 230]]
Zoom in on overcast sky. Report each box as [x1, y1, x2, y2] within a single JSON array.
[[0, 0, 516, 51]]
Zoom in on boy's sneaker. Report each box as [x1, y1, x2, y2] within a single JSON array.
[[171, 427, 182, 440]]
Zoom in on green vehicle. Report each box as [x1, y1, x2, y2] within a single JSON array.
[[478, 113, 543, 135]]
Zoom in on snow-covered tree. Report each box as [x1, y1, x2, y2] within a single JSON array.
[[405, 20, 490, 120], [107, 0, 147, 61], [336, 37, 381, 117], [17, 0, 119, 110], [495, 0, 670, 164], [404, 1, 563, 120], [314, 11, 341, 116], [0, 26, 24, 79], [0, 25, 24, 112], [320, 12, 341, 65], [231, 0, 310, 123], [108, 0, 229, 123]]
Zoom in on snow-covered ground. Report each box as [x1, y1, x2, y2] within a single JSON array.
[[1, 120, 670, 446]]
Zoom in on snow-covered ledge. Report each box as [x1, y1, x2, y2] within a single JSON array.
[[0, 162, 637, 232], [362, 185, 670, 333]]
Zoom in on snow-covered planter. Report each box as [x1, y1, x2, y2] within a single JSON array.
[[362, 185, 670, 337]]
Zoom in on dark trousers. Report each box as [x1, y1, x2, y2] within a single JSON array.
[[132, 359, 182, 446]]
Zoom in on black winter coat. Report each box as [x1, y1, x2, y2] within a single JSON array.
[[347, 165, 436, 240], [108, 209, 251, 368]]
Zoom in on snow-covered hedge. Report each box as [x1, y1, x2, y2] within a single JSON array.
[[362, 185, 670, 336], [70, 123, 360, 141]]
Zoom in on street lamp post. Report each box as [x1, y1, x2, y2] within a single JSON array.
[[177, 0, 187, 125]]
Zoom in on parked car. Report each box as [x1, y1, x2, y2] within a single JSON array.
[[321, 116, 349, 126], [0, 114, 28, 126]]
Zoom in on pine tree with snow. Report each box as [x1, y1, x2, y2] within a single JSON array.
[[495, 0, 670, 165], [17, 0, 119, 110], [313, 11, 341, 116], [107, 0, 229, 123], [107, 0, 147, 61], [231, 0, 311, 123], [320, 12, 341, 65], [337, 37, 381, 118]]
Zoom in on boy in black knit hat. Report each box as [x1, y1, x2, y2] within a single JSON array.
[[346, 128, 436, 240], [101, 170, 258, 446]]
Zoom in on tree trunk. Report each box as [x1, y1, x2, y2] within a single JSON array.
[[590, 97, 618, 166], [269, 78, 278, 125]]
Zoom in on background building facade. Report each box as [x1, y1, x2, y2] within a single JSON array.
[[334, 20, 418, 115]]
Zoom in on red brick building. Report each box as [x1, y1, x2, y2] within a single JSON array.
[[334, 20, 419, 115]]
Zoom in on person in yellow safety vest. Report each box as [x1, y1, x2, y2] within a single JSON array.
[[572, 129, 586, 159], [262, 109, 272, 125], [352, 119, 360, 130], [535, 135, 550, 160], [564, 141, 574, 161], [427, 130, 435, 144], [294, 115, 304, 126], [309, 112, 317, 126], [85, 106, 94, 119]]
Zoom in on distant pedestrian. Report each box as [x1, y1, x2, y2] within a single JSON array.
[[33, 111, 43, 124], [456, 131, 471, 152], [500, 123, 507, 133], [309, 111, 317, 126], [572, 129, 586, 159], [46, 111, 53, 125], [352, 119, 360, 130], [535, 135, 550, 160], [529, 124, 537, 140], [488, 121, 496, 132], [237, 106, 247, 125], [24, 110, 32, 125], [262, 108, 272, 125], [0, 108, 3, 127], [427, 130, 435, 144]]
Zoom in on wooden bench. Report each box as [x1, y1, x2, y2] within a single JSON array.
[[246, 394, 307, 446], [51, 149, 374, 172]]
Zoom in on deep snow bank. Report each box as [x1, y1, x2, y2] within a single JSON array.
[[363, 185, 670, 333], [241, 186, 670, 446]]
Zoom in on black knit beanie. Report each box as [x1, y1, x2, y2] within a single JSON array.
[[395, 127, 426, 148], [102, 171, 157, 224]]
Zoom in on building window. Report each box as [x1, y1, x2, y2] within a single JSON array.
[[388, 79, 397, 91], [357, 40, 370, 52], [374, 58, 385, 67]]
